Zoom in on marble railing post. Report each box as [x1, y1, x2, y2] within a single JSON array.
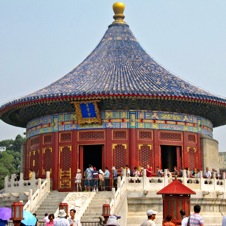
[[19, 173, 24, 192], [200, 171, 204, 191], [223, 172, 226, 191], [117, 176, 121, 190], [213, 172, 216, 190], [182, 169, 187, 186], [143, 169, 148, 191], [46, 171, 51, 192], [4, 175, 9, 190], [28, 189, 33, 211], [163, 169, 168, 186]]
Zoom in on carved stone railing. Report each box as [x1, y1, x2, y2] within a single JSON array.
[[0, 171, 50, 210], [23, 171, 50, 212]]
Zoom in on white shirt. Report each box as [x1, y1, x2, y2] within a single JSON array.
[[54, 217, 70, 226], [140, 219, 156, 226], [44, 216, 49, 223], [68, 217, 82, 226], [181, 217, 188, 226]]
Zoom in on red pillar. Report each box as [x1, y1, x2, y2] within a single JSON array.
[[129, 128, 137, 168], [52, 132, 59, 190], [153, 130, 160, 169]]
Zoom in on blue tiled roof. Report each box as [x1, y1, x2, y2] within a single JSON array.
[[18, 24, 223, 101], [1, 22, 226, 127]]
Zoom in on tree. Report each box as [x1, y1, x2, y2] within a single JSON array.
[[0, 134, 25, 189]]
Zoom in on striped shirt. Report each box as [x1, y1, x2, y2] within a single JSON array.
[[189, 213, 204, 226]]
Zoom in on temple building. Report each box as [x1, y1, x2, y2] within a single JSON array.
[[1, 2, 226, 191]]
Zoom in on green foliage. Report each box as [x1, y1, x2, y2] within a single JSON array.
[[0, 134, 25, 189]]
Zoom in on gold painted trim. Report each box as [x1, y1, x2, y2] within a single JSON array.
[[187, 147, 196, 153], [112, 144, 127, 149], [71, 100, 101, 126], [138, 144, 152, 150]]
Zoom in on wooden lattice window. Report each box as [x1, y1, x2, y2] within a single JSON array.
[[188, 134, 196, 143], [160, 132, 181, 141], [30, 137, 40, 145], [60, 133, 72, 142], [43, 135, 52, 144], [139, 131, 152, 140], [139, 145, 151, 167], [61, 146, 71, 170], [43, 148, 52, 172], [113, 131, 126, 140], [79, 131, 104, 140], [114, 144, 126, 169], [188, 148, 195, 170]]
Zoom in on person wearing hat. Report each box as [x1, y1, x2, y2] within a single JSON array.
[[75, 169, 82, 191], [106, 214, 121, 226], [54, 209, 70, 226], [140, 209, 157, 226]]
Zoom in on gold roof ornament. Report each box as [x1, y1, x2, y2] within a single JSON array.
[[112, 2, 126, 24]]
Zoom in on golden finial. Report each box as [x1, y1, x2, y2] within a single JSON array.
[[112, 2, 126, 24]]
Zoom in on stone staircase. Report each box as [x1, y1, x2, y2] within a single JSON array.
[[35, 191, 68, 221], [81, 191, 112, 223]]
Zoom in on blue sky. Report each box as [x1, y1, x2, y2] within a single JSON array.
[[0, 1, 226, 151]]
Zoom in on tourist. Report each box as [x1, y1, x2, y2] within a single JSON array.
[[173, 166, 179, 177], [46, 214, 54, 226], [98, 169, 105, 191], [125, 165, 131, 177], [163, 215, 175, 226], [55, 210, 70, 226], [68, 208, 81, 226], [138, 166, 144, 177], [146, 165, 153, 177], [43, 213, 49, 224], [106, 214, 121, 226], [156, 166, 163, 177], [133, 167, 141, 177], [0, 219, 7, 226], [84, 164, 93, 191], [222, 215, 226, 226], [112, 166, 118, 190], [194, 169, 201, 178], [75, 169, 82, 191], [140, 209, 157, 226], [203, 167, 211, 178], [180, 209, 188, 226], [188, 204, 204, 226], [104, 167, 110, 191], [92, 167, 99, 191], [33, 213, 39, 226], [29, 169, 33, 180], [167, 169, 172, 177]]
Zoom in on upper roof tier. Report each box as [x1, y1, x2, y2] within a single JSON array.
[[1, 2, 226, 128]]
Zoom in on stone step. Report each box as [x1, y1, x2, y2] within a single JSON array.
[[35, 191, 69, 220], [80, 191, 112, 222]]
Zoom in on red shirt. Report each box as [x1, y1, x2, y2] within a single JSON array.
[[146, 167, 152, 177]]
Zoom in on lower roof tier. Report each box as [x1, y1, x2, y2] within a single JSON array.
[[26, 110, 212, 139], [1, 97, 225, 128]]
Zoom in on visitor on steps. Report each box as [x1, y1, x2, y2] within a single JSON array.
[[46, 214, 54, 226], [75, 169, 82, 192], [140, 209, 157, 226], [54, 210, 69, 226], [106, 214, 121, 226], [68, 208, 81, 226]]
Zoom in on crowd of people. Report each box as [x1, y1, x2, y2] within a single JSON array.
[[35, 209, 82, 226], [75, 164, 222, 192]]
